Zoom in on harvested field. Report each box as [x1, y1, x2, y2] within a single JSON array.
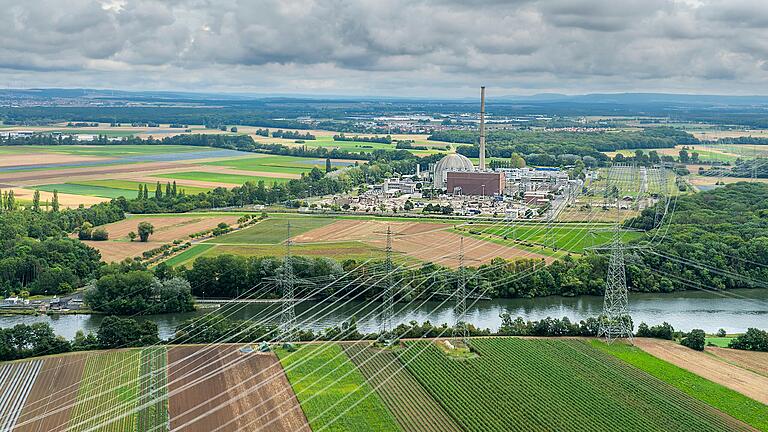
[[342, 344, 461, 432], [634, 338, 768, 405], [97, 215, 241, 242], [707, 347, 768, 377], [9, 187, 109, 207], [168, 345, 308, 432], [15, 354, 88, 432], [83, 240, 163, 262], [0, 360, 43, 431], [295, 220, 550, 268], [0, 153, 107, 168]]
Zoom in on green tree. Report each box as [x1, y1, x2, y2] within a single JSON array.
[[32, 190, 40, 212], [128, 231, 137, 242], [97, 316, 159, 348], [325, 158, 332, 173], [165, 182, 171, 197], [172, 181, 177, 196], [137, 222, 154, 242], [142, 184, 149, 200], [137, 184, 143, 199], [7, 190, 16, 211], [52, 190, 59, 212], [91, 228, 109, 241], [155, 182, 163, 199], [78, 222, 93, 240], [681, 329, 706, 351], [510, 152, 526, 168]]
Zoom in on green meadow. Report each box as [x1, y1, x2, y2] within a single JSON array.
[[76, 179, 212, 195], [155, 171, 292, 185]]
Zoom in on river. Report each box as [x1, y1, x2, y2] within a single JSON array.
[[2, 289, 766, 340]]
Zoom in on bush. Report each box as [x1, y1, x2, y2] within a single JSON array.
[[728, 328, 768, 352], [681, 329, 706, 351], [91, 228, 109, 241]]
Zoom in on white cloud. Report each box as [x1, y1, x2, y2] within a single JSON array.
[[0, 0, 766, 96]]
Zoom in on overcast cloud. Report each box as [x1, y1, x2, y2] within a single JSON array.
[[0, 0, 767, 97]]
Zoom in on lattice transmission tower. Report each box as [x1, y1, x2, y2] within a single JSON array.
[[598, 165, 633, 343], [273, 221, 313, 347], [381, 225, 394, 339], [453, 237, 468, 345]]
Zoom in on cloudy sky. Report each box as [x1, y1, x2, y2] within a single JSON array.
[[0, 0, 767, 97]]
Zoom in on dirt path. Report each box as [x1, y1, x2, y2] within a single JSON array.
[[634, 338, 768, 404]]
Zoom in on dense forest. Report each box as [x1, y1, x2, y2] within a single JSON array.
[[0, 202, 124, 296]]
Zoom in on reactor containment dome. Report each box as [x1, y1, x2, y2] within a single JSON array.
[[433, 153, 475, 189]]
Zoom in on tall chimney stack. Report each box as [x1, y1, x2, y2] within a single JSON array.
[[479, 86, 486, 171]]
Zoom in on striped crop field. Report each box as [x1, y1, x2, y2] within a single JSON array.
[[342, 344, 461, 432], [397, 338, 752, 432], [277, 344, 401, 432], [67, 350, 142, 431], [0, 360, 43, 430], [137, 347, 169, 432]]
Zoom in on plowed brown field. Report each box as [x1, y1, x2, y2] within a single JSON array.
[[294, 219, 550, 268], [707, 346, 768, 377], [635, 338, 768, 404], [168, 346, 309, 432], [96, 215, 240, 242], [15, 353, 89, 432]]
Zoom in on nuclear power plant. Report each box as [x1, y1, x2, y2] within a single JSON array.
[[432, 86, 504, 196]]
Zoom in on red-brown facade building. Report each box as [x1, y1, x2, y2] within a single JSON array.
[[446, 172, 505, 196]]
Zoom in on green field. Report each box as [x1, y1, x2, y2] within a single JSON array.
[[49, 129, 138, 137], [277, 344, 401, 432], [343, 344, 460, 432], [160, 244, 216, 267], [705, 337, 735, 347], [68, 350, 142, 431], [463, 223, 643, 253], [197, 242, 385, 262], [209, 216, 336, 244], [155, 171, 291, 185], [76, 179, 212, 195], [203, 155, 350, 175], [594, 340, 768, 431], [22, 144, 211, 157], [36, 183, 133, 199], [136, 347, 169, 432], [398, 338, 749, 432]]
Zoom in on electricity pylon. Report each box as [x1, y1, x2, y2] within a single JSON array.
[[382, 225, 394, 338], [598, 165, 633, 343], [453, 237, 468, 345], [272, 221, 313, 347]]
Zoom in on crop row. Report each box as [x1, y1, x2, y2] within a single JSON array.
[[342, 344, 460, 432], [68, 350, 141, 432], [277, 344, 401, 432], [397, 338, 750, 432], [0, 360, 43, 431], [136, 347, 169, 432]]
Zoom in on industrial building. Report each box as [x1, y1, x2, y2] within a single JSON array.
[[446, 171, 504, 196]]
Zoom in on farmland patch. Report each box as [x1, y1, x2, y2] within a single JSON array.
[[155, 171, 292, 185], [399, 338, 751, 432], [0, 360, 43, 431], [277, 344, 400, 432], [15, 354, 88, 432], [168, 345, 309, 432]]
